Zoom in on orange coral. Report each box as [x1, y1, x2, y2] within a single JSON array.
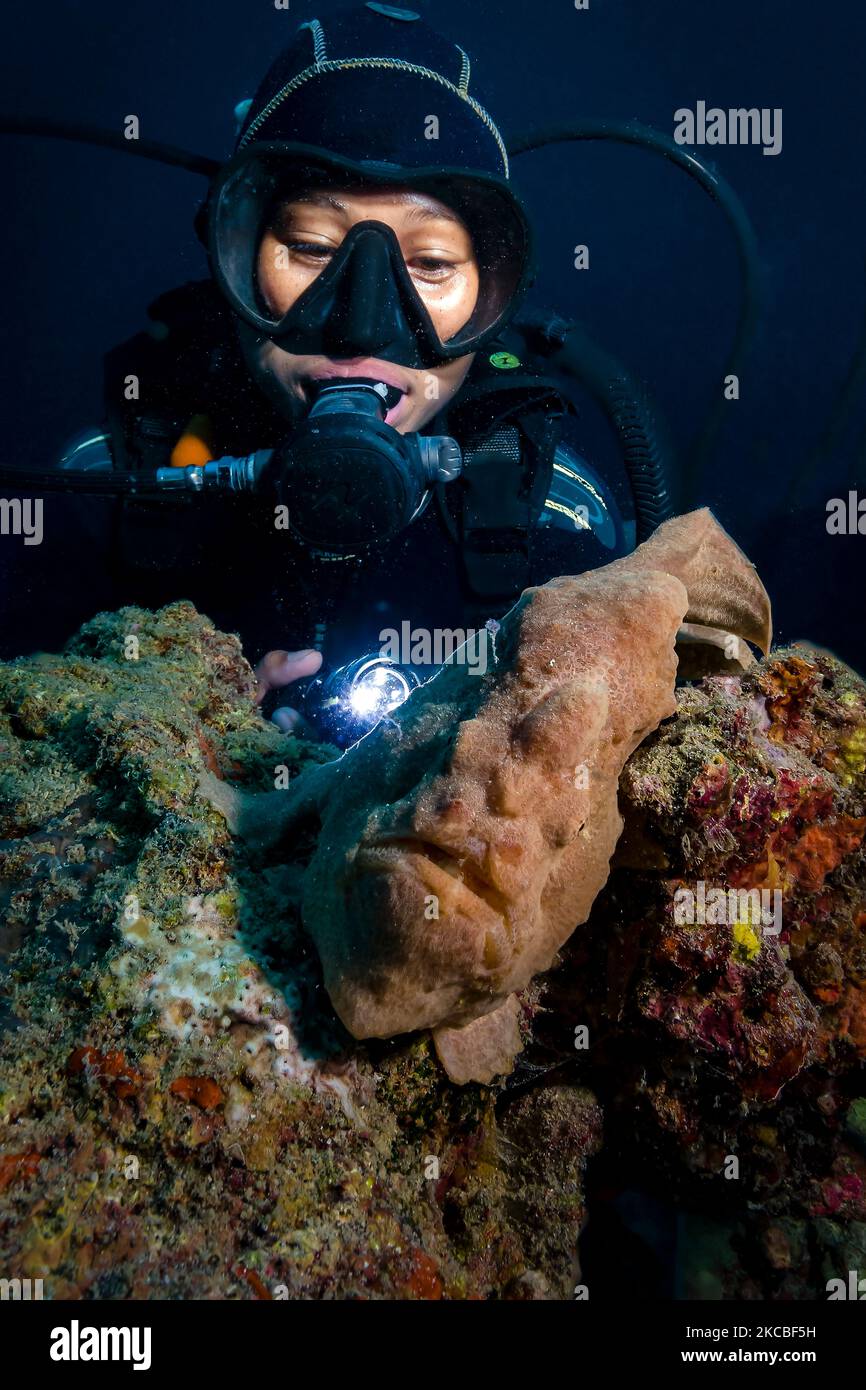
[[758, 654, 818, 709], [67, 1046, 142, 1100], [0, 1150, 41, 1192], [775, 817, 866, 891], [758, 654, 821, 744], [840, 998, 866, 1053], [401, 1247, 444, 1300], [169, 1075, 225, 1111], [734, 818, 866, 896]]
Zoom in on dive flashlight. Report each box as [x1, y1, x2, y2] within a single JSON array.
[[302, 652, 423, 747]]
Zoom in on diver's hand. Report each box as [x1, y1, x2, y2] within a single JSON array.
[[254, 648, 322, 733]]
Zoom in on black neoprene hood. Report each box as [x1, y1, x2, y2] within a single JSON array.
[[235, 4, 512, 179]]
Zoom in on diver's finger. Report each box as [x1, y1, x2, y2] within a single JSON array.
[[272, 706, 319, 739], [254, 648, 322, 703]]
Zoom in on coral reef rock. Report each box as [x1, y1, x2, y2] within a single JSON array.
[[0, 602, 600, 1300], [528, 643, 866, 1299]]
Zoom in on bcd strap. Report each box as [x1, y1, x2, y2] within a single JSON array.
[[457, 401, 565, 604], [446, 328, 573, 603], [460, 424, 529, 601]]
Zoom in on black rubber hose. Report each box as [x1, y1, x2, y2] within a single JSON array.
[[606, 374, 675, 539], [508, 119, 761, 505], [519, 312, 675, 542], [0, 466, 162, 495], [0, 115, 220, 178]]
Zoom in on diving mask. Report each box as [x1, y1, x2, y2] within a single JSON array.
[[207, 145, 532, 370]]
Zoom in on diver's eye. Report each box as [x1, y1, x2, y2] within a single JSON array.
[[285, 240, 336, 264], [408, 257, 458, 283]]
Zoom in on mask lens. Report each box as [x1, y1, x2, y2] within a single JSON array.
[[428, 180, 529, 347], [210, 153, 325, 329], [209, 150, 530, 354]]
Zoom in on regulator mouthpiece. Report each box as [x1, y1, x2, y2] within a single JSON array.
[[270, 379, 462, 554]]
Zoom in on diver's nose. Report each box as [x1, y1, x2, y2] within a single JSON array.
[[323, 226, 406, 359]]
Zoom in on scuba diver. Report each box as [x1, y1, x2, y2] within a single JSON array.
[[7, 3, 690, 743]]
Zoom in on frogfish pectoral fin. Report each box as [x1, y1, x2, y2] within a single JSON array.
[[432, 994, 524, 1085]]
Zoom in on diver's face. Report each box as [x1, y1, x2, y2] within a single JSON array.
[[242, 186, 479, 432]]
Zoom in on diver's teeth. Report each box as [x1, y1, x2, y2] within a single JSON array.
[[375, 383, 404, 411], [309, 377, 404, 413]]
